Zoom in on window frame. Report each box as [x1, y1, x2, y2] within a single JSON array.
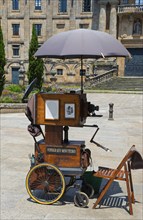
[[12, 0, 19, 10], [135, 0, 143, 5], [34, 24, 42, 36], [58, 0, 67, 13], [35, 0, 42, 10], [57, 69, 63, 75], [12, 45, 20, 57], [12, 24, 20, 36], [79, 23, 89, 29], [82, 0, 91, 12]]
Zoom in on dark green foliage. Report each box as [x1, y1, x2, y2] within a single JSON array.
[[0, 85, 24, 103], [6, 84, 24, 93], [0, 25, 6, 96], [27, 25, 44, 90]]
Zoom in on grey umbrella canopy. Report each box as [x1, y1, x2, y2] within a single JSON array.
[[35, 29, 130, 59], [35, 29, 130, 92]]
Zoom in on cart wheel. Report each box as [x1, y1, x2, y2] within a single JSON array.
[[26, 163, 65, 205], [74, 192, 89, 208], [81, 183, 95, 198]]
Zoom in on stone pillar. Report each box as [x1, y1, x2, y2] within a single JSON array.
[[109, 4, 117, 38], [69, 0, 76, 30], [117, 57, 125, 77], [99, 3, 106, 32]]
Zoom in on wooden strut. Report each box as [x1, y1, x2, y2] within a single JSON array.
[[90, 125, 112, 152]]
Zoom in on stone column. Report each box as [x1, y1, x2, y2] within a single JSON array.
[[109, 1, 118, 38], [109, 4, 117, 37], [69, 0, 76, 30], [99, 2, 106, 32]]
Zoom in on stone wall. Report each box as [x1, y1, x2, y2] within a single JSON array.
[[1, 0, 142, 84]]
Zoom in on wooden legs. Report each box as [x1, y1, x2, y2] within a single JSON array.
[[92, 165, 135, 215], [92, 178, 115, 209], [124, 164, 133, 215], [128, 162, 135, 204]]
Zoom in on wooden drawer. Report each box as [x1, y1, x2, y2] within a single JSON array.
[[35, 142, 82, 168]]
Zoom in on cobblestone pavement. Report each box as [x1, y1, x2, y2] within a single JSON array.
[[1, 93, 143, 220]]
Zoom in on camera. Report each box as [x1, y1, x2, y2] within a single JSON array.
[[88, 102, 99, 116]]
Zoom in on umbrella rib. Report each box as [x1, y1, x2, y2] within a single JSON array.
[[101, 53, 105, 58]]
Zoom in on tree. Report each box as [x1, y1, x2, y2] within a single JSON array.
[[27, 25, 44, 90], [0, 25, 6, 96]]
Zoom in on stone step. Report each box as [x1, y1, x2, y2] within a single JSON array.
[[93, 77, 143, 91]]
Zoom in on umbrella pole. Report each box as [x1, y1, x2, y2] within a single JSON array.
[[81, 57, 83, 94]]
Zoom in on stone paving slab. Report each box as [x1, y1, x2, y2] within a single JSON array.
[[0, 93, 143, 220]]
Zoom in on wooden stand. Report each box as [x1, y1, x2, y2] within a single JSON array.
[[45, 125, 63, 145]]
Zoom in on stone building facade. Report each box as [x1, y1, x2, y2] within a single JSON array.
[[118, 0, 143, 76], [0, 0, 143, 85]]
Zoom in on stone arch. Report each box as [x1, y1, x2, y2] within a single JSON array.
[[7, 61, 20, 70], [133, 18, 142, 35], [73, 62, 90, 72]]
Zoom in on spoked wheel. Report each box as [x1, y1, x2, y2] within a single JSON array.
[[26, 163, 65, 205], [74, 192, 89, 208]]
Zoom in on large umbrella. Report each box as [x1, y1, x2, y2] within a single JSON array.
[[35, 29, 130, 92]]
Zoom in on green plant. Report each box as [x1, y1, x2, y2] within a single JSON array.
[[27, 25, 44, 90], [0, 25, 6, 96], [0, 92, 23, 103], [0, 96, 15, 103], [0, 85, 24, 103], [6, 84, 24, 93]]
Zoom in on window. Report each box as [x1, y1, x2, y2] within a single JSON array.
[[34, 24, 42, 36], [12, 45, 20, 56], [71, 0, 74, 7], [12, 24, 20, 36], [122, 0, 128, 4], [58, 0, 67, 13], [56, 23, 65, 29], [82, 0, 91, 12], [12, 0, 19, 10], [79, 24, 89, 29], [35, 0, 41, 10], [80, 69, 86, 76], [135, 0, 143, 5], [57, 69, 63, 75]]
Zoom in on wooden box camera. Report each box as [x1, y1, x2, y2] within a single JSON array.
[[33, 93, 88, 127]]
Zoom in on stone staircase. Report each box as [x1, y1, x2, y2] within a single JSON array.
[[89, 77, 143, 91]]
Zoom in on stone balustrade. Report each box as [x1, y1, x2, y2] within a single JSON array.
[[85, 68, 118, 88], [118, 4, 143, 13]]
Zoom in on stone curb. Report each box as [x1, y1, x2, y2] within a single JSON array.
[[0, 89, 143, 113], [0, 103, 27, 113]]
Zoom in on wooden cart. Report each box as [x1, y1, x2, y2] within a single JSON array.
[[25, 91, 96, 207]]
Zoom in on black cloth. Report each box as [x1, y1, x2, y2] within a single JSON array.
[[131, 151, 143, 169], [28, 124, 42, 137]]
